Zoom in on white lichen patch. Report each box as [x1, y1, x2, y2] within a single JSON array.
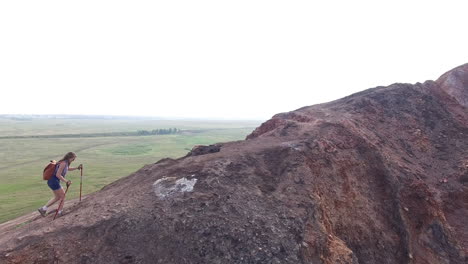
[[153, 177, 197, 198]]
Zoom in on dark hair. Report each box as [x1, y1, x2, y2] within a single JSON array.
[[59, 152, 76, 164]]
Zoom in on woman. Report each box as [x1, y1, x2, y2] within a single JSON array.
[[38, 152, 82, 217]]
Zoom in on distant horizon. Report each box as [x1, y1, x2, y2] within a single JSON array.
[[0, 113, 266, 121]]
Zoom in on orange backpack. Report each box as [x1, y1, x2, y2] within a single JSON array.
[[43, 160, 57, 180]]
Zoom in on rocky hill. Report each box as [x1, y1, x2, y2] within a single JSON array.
[[1, 64, 467, 264]]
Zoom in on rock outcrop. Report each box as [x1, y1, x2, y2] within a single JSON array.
[[1, 64, 467, 264], [436, 63, 468, 108]]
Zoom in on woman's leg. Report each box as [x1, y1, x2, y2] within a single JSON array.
[[45, 189, 62, 207], [56, 187, 66, 212], [38, 187, 64, 216]]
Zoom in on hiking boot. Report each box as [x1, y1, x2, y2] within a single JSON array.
[[37, 208, 47, 217]]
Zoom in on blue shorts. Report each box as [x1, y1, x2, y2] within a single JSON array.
[[47, 178, 62, 191]]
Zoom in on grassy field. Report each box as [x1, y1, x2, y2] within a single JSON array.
[[0, 117, 262, 223]]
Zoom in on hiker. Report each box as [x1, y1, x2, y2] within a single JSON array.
[[38, 152, 82, 217]]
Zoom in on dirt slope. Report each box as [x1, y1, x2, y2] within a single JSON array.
[[1, 64, 467, 264]]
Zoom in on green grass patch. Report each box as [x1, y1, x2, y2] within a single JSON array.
[[0, 118, 261, 223], [106, 144, 153, 155]]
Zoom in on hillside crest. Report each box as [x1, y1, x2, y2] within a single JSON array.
[[1, 63, 467, 264]]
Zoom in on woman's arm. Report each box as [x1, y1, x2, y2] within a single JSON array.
[[68, 164, 82, 171], [56, 163, 70, 184]]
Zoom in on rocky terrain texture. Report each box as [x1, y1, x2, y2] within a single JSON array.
[[1, 64, 467, 263]]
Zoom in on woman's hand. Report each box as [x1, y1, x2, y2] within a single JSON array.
[[66, 180, 72, 186], [77, 164, 83, 170]]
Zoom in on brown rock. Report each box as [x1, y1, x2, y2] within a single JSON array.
[[1, 64, 467, 264], [436, 63, 468, 107]]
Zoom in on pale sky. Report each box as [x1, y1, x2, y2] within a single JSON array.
[[1, 1, 467, 120]]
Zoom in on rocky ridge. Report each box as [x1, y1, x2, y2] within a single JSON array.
[[0, 64, 467, 264]]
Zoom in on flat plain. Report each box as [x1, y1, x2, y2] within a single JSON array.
[[0, 116, 261, 223]]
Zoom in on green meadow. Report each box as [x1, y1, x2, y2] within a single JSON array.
[[0, 117, 261, 223]]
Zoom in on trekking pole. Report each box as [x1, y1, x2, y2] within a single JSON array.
[[53, 182, 70, 220], [79, 165, 83, 202]]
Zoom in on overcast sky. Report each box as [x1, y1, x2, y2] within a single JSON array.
[[1, 1, 466, 120]]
